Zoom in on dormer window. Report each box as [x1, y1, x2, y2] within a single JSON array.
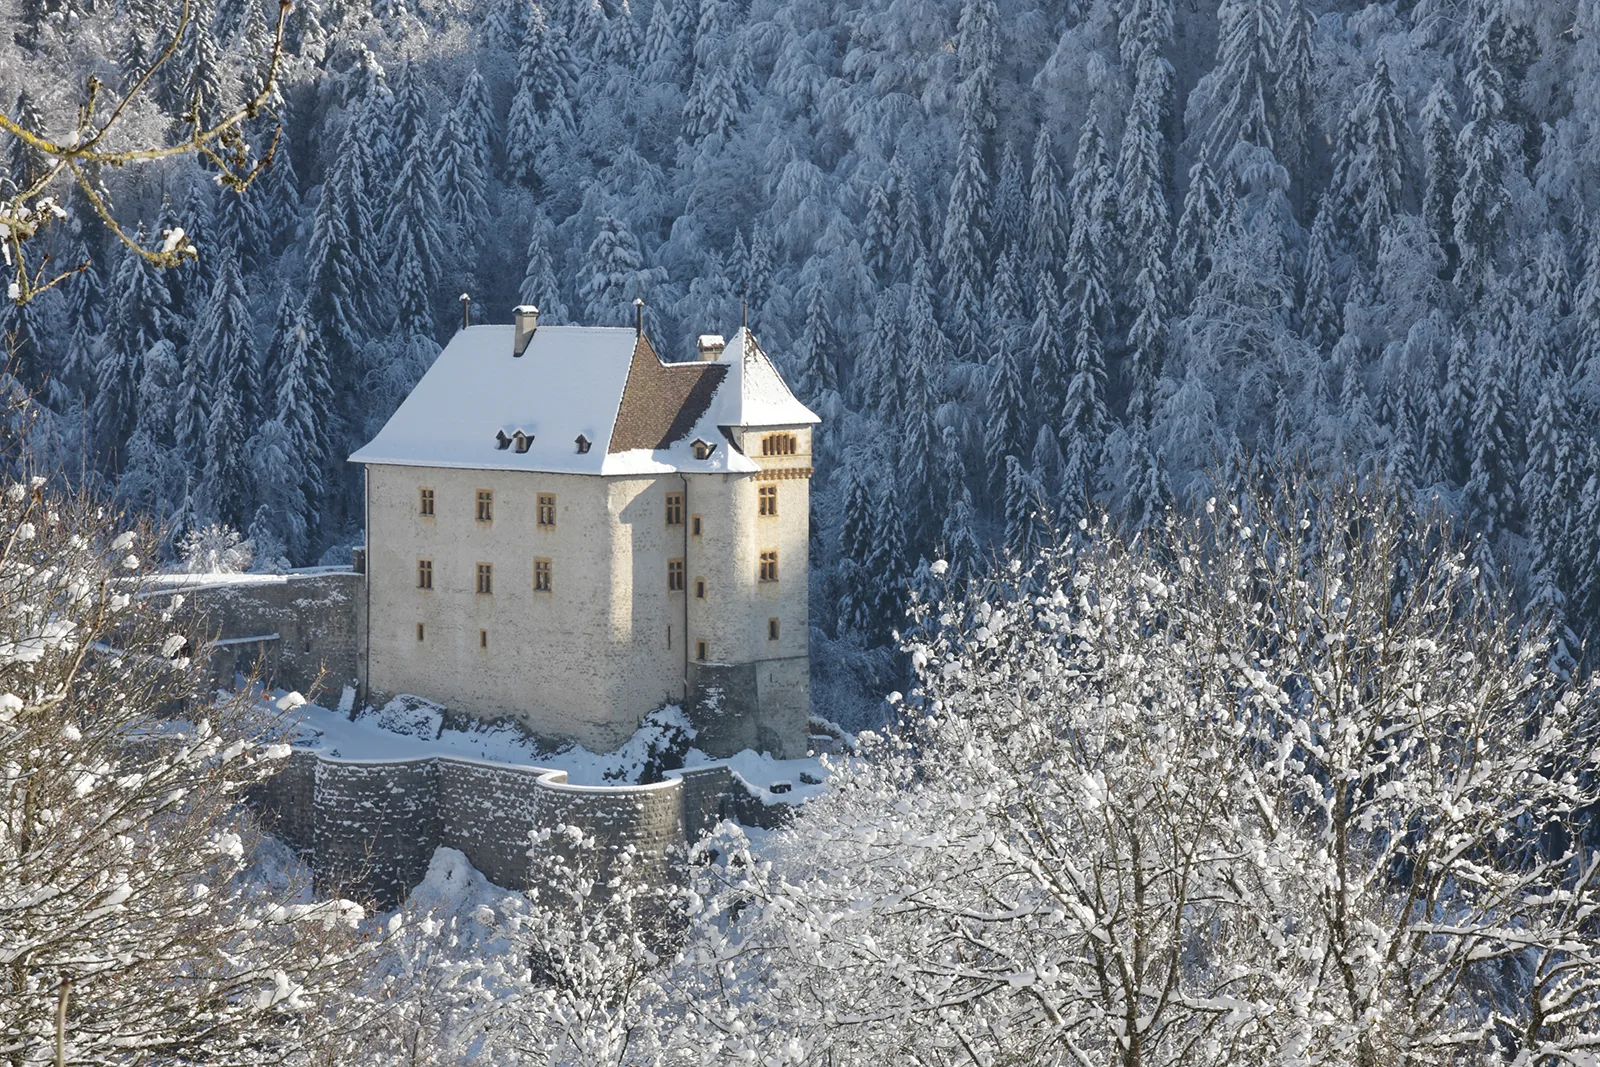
[[575, 434, 592, 454], [691, 438, 716, 460], [495, 429, 512, 450], [513, 430, 533, 454]]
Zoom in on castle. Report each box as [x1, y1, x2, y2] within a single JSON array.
[[349, 307, 820, 758], [177, 309, 823, 905]]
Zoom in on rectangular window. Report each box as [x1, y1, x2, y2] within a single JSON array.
[[759, 550, 778, 583], [668, 558, 685, 592], [417, 622, 425, 642], [768, 617, 780, 641], [476, 562, 493, 595], [696, 639, 707, 662], [476, 489, 493, 522], [694, 577, 705, 599], [479, 629, 488, 649], [419, 487, 435, 516], [665, 492, 684, 526], [758, 485, 778, 516], [538, 493, 556, 527], [417, 559, 433, 589], [691, 515, 702, 536], [534, 558, 552, 592], [762, 433, 797, 456]]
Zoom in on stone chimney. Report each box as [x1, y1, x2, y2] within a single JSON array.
[[513, 305, 539, 356], [696, 334, 726, 361]]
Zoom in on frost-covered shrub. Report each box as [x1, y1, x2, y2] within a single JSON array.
[[677, 475, 1600, 1067], [0, 471, 373, 1062], [178, 522, 255, 573]]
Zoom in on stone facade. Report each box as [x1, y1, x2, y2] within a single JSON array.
[[151, 571, 365, 701], [361, 424, 813, 757], [251, 750, 763, 908]]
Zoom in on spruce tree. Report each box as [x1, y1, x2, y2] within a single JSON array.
[[1117, 0, 1172, 73], [520, 213, 570, 322], [856, 289, 903, 415], [93, 242, 173, 464], [507, 3, 578, 182], [991, 144, 1027, 261], [940, 126, 990, 355], [305, 107, 378, 392], [984, 326, 1030, 502], [1060, 114, 1114, 491], [270, 299, 334, 556], [899, 258, 943, 540], [1465, 335, 1520, 535], [438, 73, 492, 239], [1002, 454, 1044, 561], [1203, 0, 1280, 159], [1521, 368, 1581, 585], [794, 278, 839, 398], [1453, 16, 1512, 296], [1301, 195, 1341, 349], [890, 156, 927, 284], [1275, 0, 1315, 201], [955, 0, 998, 133], [838, 467, 876, 637], [1421, 80, 1458, 272], [863, 480, 907, 644], [384, 67, 446, 341], [1172, 160, 1223, 306], [1027, 127, 1068, 284], [1332, 55, 1405, 258], [580, 213, 661, 325], [1119, 45, 1173, 422], [863, 180, 895, 283], [1029, 277, 1069, 419]]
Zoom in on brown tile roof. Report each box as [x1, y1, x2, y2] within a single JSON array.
[[607, 335, 730, 453]]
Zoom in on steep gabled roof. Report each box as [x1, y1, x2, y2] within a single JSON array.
[[349, 323, 820, 477], [607, 336, 728, 452]]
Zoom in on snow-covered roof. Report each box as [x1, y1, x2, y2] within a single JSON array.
[[349, 323, 819, 476], [707, 328, 822, 430]]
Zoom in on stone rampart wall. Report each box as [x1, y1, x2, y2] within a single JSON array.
[[253, 751, 770, 907], [152, 571, 364, 702]]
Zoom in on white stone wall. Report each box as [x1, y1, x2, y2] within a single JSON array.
[[364, 449, 811, 753]]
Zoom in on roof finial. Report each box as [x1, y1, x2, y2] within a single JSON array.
[[459, 292, 471, 329], [741, 296, 748, 330], [633, 296, 645, 338]]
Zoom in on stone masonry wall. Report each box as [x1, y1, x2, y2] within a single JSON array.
[[253, 752, 771, 908], [312, 758, 441, 902], [152, 571, 364, 702]]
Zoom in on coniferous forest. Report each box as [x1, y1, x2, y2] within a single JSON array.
[[6, 0, 1600, 719]]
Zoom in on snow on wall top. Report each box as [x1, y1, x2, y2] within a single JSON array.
[[349, 323, 819, 477]]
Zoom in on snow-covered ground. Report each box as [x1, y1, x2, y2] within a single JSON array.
[[268, 690, 829, 805]]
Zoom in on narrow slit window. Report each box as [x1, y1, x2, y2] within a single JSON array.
[[758, 485, 778, 516], [417, 559, 433, 589], [479, 629, 488, 648], [768, 617, 780, 641], [759, 550, 778, 583], [538, 493, 557, 527], [668, 558, 685, 592], [696, 639, 707, 662], [665, 492, 684, 526], [534, 558, 552, 592], [694, 577, 705, 599], [476, 489, 494, 522], [691, 514, 702, 536], [476, 562, 493, 595], [417, 622, 425, 642], [419, 488, 434, 516]]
